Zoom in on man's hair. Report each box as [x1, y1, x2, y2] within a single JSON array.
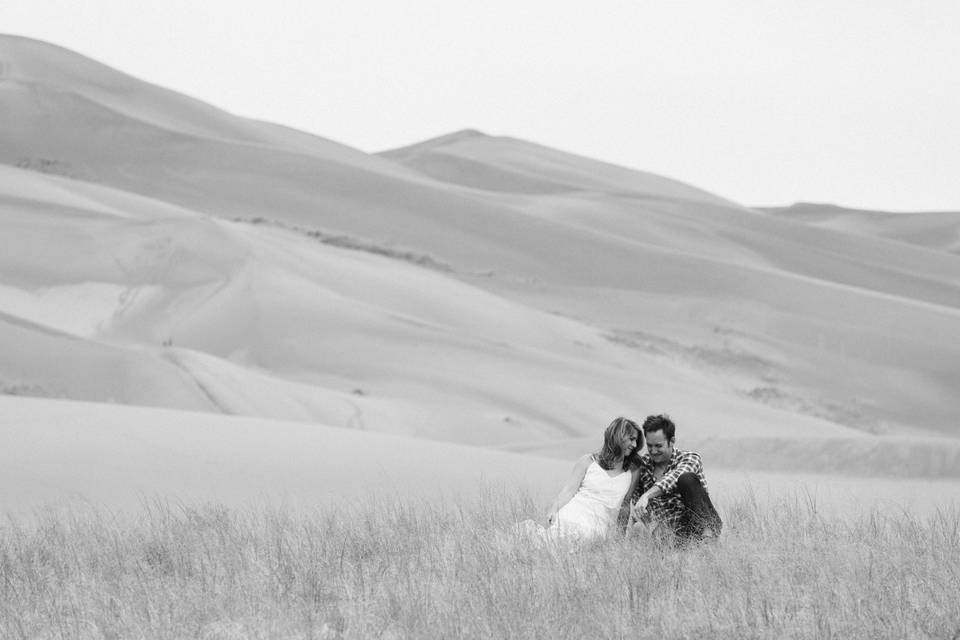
[[642, 414, 675, 441]]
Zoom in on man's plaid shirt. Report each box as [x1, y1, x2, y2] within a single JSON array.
[[632, 448, 709, 529]]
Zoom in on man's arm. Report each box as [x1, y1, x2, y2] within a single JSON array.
[[633, 451, 703, 517], [654, 451, 702, 494]]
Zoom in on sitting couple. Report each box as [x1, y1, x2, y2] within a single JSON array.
[[529, 415, 722, 546]]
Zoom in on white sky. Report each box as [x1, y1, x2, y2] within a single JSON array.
[[2, 0, 959, 210]]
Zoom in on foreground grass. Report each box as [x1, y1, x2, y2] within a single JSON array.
[[1, 490, 958, 639]]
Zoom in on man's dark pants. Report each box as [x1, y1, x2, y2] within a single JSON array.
[[673, 472, 722, 542]]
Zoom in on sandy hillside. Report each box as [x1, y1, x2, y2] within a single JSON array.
[[0, 395, 569, 516], [2, 396, 956, 520], [759, 202, 960, 255], [2, 35, 959, 510], [381, 132, 960, 437]]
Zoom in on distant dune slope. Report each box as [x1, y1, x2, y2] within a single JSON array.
[[0, 396, 570, 516], [2, 396, 957, 520], [381, 132, 960, 438], [0, 35, 424, 177], [1, 34, 959, 454], [504, 432, 960, 479], [379, 129, 737, 207], [6, 165, 874, 449], [759, 202, 960, 255]]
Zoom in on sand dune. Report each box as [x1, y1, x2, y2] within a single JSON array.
[[760, 202, 960, 255], [7, 169, 867, 446], [0, 312, 214, 411], [0, 395, 569, 517], [504, 432, 960, 479], [0, 35, 421, 175], [380, 129, 737, 206], [2, 396, 956, 521], [381, 134, 960, 436], [1, 34, 959, 513]]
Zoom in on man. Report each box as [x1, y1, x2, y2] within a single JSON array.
[[630, 414, 722, 544]]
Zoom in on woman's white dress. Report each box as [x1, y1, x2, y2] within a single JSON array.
[[522, 460, 633, 543]]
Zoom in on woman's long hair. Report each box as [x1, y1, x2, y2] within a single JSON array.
[[596, 416, 642, 471]]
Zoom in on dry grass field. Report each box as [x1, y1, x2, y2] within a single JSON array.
[[2, 490, 957, 640]]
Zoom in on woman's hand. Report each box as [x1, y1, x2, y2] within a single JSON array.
[[545, 454, 592, 528], [631, 493, 654, 524], [634, 486, 663, 519], [635, 493, 651, 515]]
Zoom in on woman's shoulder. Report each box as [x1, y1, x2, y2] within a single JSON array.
[[564, 454, 595, 480], [574, 453, 597, 470]]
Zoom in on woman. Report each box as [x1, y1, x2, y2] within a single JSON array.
[[522, 416, 642, 544]]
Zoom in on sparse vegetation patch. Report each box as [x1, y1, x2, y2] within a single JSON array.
[[14, 158, 81, 179], [234, 217, 454, 272]]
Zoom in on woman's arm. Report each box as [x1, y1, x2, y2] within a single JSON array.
[[545, 454, 593, 525], [617, 467, 643, 530]]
